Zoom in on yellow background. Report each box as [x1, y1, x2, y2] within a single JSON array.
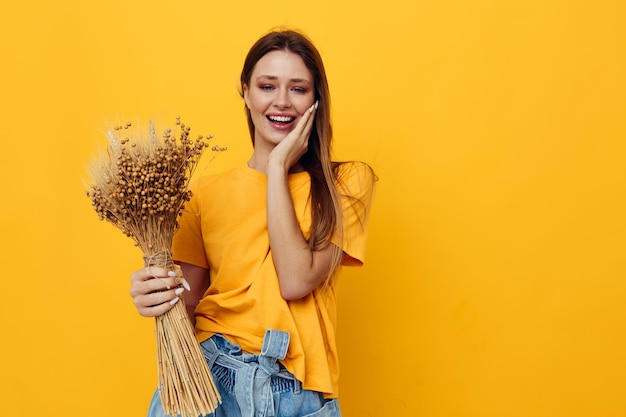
[[1, 1, 625, 416]]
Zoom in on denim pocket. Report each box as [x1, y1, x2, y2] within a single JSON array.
[[302, 398, 342, 417]]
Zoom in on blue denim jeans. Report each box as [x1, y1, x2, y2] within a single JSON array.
[[147, 330, 341, 417]]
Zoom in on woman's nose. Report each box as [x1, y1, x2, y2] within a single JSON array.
[[273, 88, 291, 109]]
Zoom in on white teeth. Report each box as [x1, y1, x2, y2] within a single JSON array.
[[268, 115, 295, 123]]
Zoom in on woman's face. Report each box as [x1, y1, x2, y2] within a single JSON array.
[[243, 49, 315, 150]]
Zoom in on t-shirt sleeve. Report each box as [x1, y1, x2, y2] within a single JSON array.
[[172, 180, 210, 268], [332, 161, 376, 266]]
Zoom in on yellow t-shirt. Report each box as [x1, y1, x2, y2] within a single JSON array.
[[172, 161, 375, 397]]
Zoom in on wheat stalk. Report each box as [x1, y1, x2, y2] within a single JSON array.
[[86, 118, 223, 416]]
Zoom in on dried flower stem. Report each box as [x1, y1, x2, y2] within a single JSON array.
[[86, 118, 224, 416]]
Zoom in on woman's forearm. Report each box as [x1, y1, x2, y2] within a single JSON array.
[[266, 166, 334, 300]]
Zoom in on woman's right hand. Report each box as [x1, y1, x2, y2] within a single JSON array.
[[129, 267, 187, 317]]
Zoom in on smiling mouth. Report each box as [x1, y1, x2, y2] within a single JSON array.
[[267, 115, 296, 124]]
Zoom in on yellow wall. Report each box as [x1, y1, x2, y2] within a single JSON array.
[[1, 1, 625, 416]]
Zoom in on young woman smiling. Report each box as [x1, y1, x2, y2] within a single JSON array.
[[130, 29, 376, 417]]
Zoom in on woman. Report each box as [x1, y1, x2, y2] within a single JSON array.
[[130, 28, 376, 417]]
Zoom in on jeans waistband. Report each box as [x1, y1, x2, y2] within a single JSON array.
[[201, 330, 302, 417]]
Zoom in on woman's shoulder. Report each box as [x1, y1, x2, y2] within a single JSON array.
[[334, 161, 377, 185], [193, 164, 243, 190], [333, 161, 377, 197]]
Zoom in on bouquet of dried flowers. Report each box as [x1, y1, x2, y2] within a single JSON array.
[[86, 118, 222, 416]]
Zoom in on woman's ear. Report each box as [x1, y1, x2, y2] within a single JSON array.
[[242, 84, 250, 108]]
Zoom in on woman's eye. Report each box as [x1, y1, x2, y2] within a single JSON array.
[[292, 87, 307, 94], [259, 85, 274, 91]]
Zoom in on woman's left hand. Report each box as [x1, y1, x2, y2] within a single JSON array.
[[268, 101, 317, 172]]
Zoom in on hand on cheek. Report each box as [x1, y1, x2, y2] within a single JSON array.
[[268, 101, 318, 172]]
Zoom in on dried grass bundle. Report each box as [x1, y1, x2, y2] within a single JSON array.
[[86, 118, 222, 416]]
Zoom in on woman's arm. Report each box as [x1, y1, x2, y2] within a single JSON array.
[[267, 167, 338, 300], [178, 262, 210, 327], [266, 102, 338, 300]]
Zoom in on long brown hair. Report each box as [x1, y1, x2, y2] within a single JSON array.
[[240, 29, 344, 283]]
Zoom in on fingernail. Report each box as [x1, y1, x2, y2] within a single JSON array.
[[169, 297, 180, 305], [168, 271, 177, 277], [174, 288, 184, 296], [181, 278, 191, 292], [309, 104, 315, 113], [315, 100, 319, 110]]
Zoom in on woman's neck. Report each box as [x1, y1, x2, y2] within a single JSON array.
[[247, 151, 304, 175]]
